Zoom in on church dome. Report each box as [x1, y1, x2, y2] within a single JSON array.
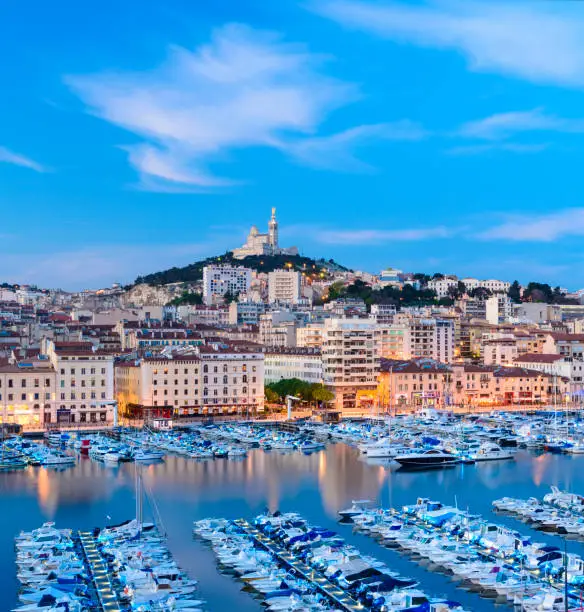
[[250, 225, 259, 236]]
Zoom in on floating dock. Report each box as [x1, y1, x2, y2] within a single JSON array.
[[234, 518, 364, 612], [78, 531, 121, 612]]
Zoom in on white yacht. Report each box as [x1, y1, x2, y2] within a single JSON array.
[[472, 442, 513, 462], [338, 500, 372, 521]]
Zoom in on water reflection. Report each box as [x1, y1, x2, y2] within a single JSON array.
[[3, 444, 584, 611]]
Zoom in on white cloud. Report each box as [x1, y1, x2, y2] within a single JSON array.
[[66, 23, 402, 189], [310, 0, 584, 88], [458, 109, 584, 141], [479, 208, 584, 241], [315, 226, 453, 244], [285, 121, 426, 171], [0, 146, 46, 172]]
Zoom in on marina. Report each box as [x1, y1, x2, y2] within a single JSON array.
[[6, 422, 584, 610]]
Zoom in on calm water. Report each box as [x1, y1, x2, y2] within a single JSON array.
[[4, 444, 584, 611]]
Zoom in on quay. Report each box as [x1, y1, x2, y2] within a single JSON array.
[[77, 531, 121, 612], [233, 518, 364, 612]]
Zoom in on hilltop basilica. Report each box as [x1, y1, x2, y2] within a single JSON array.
[[232, 208, 299, 259]]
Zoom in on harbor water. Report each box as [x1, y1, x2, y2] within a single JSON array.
[[3, 442, 584, 610]]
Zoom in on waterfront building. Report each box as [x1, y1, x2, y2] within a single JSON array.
[[482, 336, 519, 366], [232, 208, 298, 259], [43, 339, 116, 426], [268, 269, 301, 304], [202, 265, 251, 304], [116, 344, 264, 420], [263, 347, 323, 384], [322, 318, 379, 411], [376, 324, 406, 359], [0, 360, 56, 427]]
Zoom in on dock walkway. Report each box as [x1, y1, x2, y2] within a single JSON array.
[[78, 531, 121, 612], [234, 519, 364, 612]]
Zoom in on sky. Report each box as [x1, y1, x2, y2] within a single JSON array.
[[3, 0, 584, 290]]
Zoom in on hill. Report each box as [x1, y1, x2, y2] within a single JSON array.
[[134, 252, 348, 286]]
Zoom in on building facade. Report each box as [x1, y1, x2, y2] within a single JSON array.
[[322, 318, 379, 411], [268, 269, 301, 304], [202, 265, 251, 304]]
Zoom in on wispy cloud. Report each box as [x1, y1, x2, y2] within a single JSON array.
[[446, 143, 548, 156], [315, 226, 453, 244], [285, 121, 427, 171], [458, 109, 584, 141], [310, 0, 584, 88], [0, 146, 46, 172], [66, 23, 405, 190], [478, 208, 584, 242]]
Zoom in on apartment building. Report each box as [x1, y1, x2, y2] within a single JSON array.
[[259, 312, 297, 347], [202, 265, 251, 304], [263, 348, 323, 384], [461, 278, 511, 294], [268, 269, 301, 304], [322, 318, 379, 411], [482, 336, 519, 366], [296, 323, 324, 349], [44, 340, 116, 425], [403, 318, 455, 363], [0, 362, 56, 427], [376, 324, 406, 359], [116, 344, 264, 419]]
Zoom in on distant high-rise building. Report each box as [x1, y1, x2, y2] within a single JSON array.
[[268, 269, 301, 304], [202, 265, 251, 305]]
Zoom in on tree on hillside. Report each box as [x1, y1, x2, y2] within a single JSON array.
[[508, 280, 521, 303]]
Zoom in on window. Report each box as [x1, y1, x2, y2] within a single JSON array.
[[101, 392, 105, 399], [60, 393, 65, 400], [33, 393, 39, 400], [60, 368, 65, 375], [8, 379, 13, 388], [21, 393, 26, 400], [81, 368, 86, 375], [45, 378, 50, 387], [8, 394, 13, 401], [34, 378, 39, 388], [101, 368, 106, 375], [70, 368, 75, 375], [203, 376, 208, 384], [91, 367, 96, 375], [203, 365, 208, 373], [45, 393, 50, 400]]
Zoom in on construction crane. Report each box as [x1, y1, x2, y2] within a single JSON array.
[[285, 395, 301, 421]]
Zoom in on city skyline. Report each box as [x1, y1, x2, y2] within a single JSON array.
[[3, 0, 584, 288]]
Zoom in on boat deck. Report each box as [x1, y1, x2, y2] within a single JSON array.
[[234, 518, 364, 612], [78, 531, 121, 612]]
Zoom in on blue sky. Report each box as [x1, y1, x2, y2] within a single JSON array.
[[3, 0, 584, 289]]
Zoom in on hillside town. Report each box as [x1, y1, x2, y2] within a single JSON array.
[[1, 209, 583, 430]]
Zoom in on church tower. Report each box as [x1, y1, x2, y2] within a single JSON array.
[[268, 207, 278, 251]]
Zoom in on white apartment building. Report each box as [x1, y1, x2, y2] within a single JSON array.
[[0, 362, 56, 427], [403, 318, 455, 363], [268, 269, 301, 304], [296, 323, 324, 348], [485, 295, 513, 325], [116, 345, 264, 418], [427, 277, 458, 298], [370, 304, 397, 325], [322, 318, 379, 411], [259, 312, 297, 347], [202, 265, 251, 304], [44, 340, 116, 425], [228, 300, 265, 325], [263, 348, 323, 384], [461, 278, 511, 294]]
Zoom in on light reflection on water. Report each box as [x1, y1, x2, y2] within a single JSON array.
[[2, 444, 584, 611]]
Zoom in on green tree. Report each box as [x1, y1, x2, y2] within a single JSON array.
[[508, 280, 521, 303], [264, 388, 280, 403], [311, 385, 334, 404]]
